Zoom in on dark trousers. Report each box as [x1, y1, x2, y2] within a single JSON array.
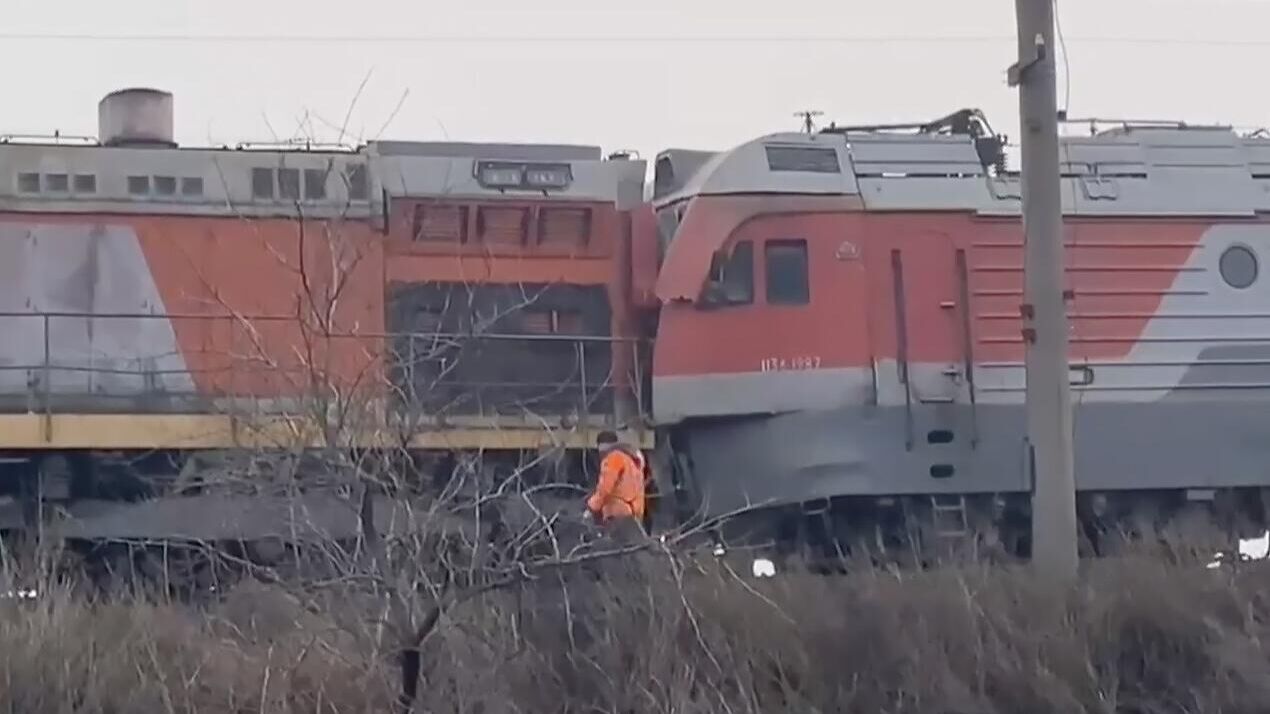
[[586, 516, 650, 583], [599, 516, 646, 547]]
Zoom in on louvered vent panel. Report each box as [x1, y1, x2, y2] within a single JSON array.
[[521, 310, 552, 334], [412, 204, 468, 242], [479, 207, 527, 245], [520, 309, 583, 334], [555, 311, 583, 334], [538, 208, 591, 246]]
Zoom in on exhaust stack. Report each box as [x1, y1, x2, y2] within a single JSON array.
[[98, 88, 176, 148]]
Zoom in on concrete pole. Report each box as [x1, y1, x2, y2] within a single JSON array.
[[1010, 0, 1079, 580]]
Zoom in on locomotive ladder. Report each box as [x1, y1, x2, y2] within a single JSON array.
[[929, 494, 970, 539]]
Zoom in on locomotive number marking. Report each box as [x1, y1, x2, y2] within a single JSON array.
[[759, 356, 822, 372]]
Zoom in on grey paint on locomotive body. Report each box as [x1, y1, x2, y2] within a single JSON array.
[[0, 135, 645, 220], [655, 120, 1270, 518], [655, 124, 1270, 216], [681, 402, 1270, 517], [0, 223, 197, 413]]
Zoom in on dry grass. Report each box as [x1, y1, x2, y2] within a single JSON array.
[[0, 551, 1268, 713]]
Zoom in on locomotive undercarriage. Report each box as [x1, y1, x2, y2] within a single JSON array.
[[0, 446, 604, 599], [659, 419, 1270, 575], [686, 488, 1268, 575], [0, 438, 1262, 597]]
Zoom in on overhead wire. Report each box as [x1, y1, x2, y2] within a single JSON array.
[[1054, 0, 1072, 116], [1, 32, 1270, 46], [1052, 0, 1090, 417]]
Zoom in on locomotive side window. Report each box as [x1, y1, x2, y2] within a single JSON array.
[[344, 164, 369, 201], [1220, 245, 1258, 289], [17, 173, 40, 193], [44, 173, 69, 193], [765, 146, 841, 174], [278, 168, 301, 200], [251, 168, 274, 199], [765, 239, 810, 305], [181, 177, 204, 196], [303, 168, 328, 200], [705, 240, 754, 305]]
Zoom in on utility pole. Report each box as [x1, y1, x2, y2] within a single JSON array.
[[1009, 0, 1078, 580]]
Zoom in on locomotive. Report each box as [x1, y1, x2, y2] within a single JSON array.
[[653, 108, 1270, 559], [1, 89, 1268, 563]]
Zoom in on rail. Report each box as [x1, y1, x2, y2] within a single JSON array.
[[0, 311, 651, 431]]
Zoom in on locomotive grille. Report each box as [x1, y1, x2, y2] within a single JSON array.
[[538, 207, 591, 247], [386, 281, 614, 420], [412, 204, 469, 243], [477, 206, 529, 245]]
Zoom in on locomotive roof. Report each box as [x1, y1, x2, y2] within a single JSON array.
[[653, 121, 1270, 217], [0, 136, 646, 219]]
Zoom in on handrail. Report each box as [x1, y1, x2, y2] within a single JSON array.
[[0, 311, 651, 425], [890, 249, 914, 451], [0, 311, 648, 345], [0, 133, 99, 145]]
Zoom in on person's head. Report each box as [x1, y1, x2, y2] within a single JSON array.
[[596, 430, 619, 453]]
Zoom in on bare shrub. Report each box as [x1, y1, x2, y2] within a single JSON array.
[[2, 547, 1270, 713]]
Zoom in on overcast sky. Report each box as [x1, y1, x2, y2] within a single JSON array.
[[4, 0, 1270, 159]]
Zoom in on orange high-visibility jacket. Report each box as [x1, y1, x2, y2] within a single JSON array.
[[586, 447, 646, 521]]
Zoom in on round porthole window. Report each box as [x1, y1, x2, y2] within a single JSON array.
[[1220, 245, 1258, 289]]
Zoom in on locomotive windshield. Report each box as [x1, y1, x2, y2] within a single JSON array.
[[703, 241, 754, 306]]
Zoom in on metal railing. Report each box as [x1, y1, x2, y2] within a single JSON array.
[[0, 311, 650, 427]]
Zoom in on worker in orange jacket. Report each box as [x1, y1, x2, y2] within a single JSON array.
[[584, 430, 646, 527]]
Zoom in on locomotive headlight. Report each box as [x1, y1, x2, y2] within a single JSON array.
[[524, 164, 572, 189], [476, 162, 524, 188], [475, 161, 571, 190]]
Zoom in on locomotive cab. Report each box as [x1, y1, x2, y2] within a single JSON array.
[[648, 123, 1013, 564]]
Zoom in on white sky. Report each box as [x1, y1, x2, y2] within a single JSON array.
[[4, 0, 1270, 159]]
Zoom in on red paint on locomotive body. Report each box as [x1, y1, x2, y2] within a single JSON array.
[[655, 205, 868, 376], [645, 123, 1270, 429], [651, 202, 1223, 417], [970, 218, 1211, 364], [654, 204, 1214, 379], [627, 204, 662, 309], [133, 215, 386, 398]]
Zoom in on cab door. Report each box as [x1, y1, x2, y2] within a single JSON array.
[[871, 220, 980, 473]]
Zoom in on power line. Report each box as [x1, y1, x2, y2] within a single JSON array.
[[1053, 0, 1073, 114], [7, 33, 1008, 43], [3, 32, 1270, 46]]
